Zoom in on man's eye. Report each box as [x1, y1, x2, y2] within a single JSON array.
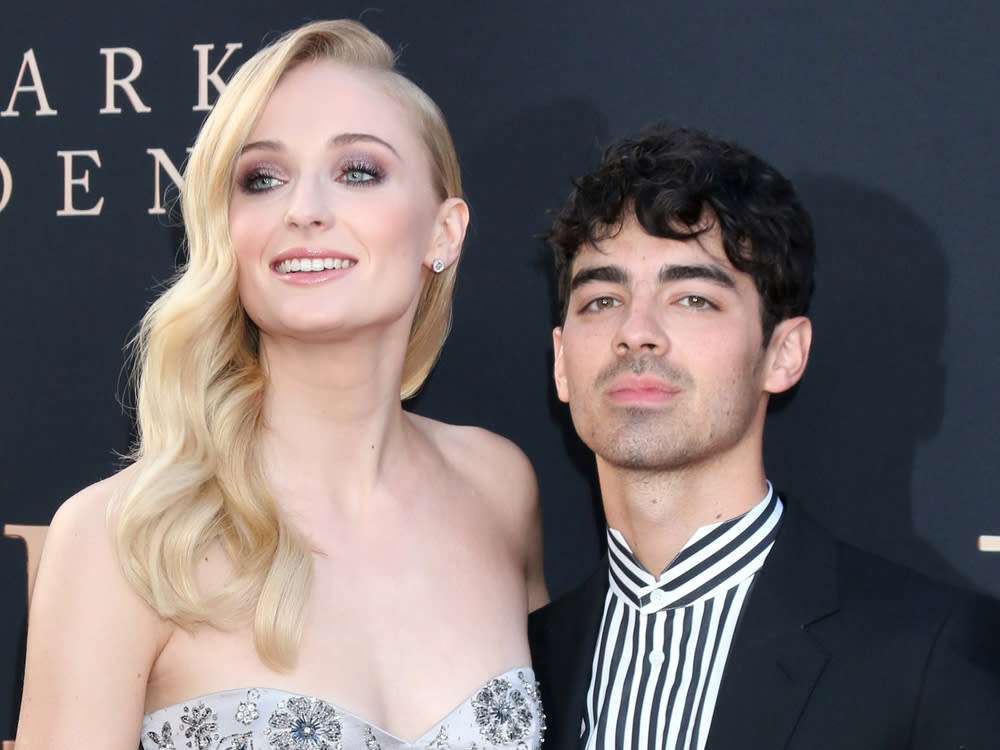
[[680, 295, 713, 310], [584, 296, 620, 312]]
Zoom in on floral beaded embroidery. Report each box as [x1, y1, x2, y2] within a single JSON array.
[[427, 725, 449, 750], [471, 678, 534, 745], [518, 672, 546, 741], [146, 721, 177, 750], [142, 668, 543, 749], [265, 695, 343, 750], [181, 703, 220, 749], [218, 732, 254, 750], [363, 726, 382, 750], [235, 689, 261, 725]]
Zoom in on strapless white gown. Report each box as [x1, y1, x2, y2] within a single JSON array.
[[141, 666, 544, 749]]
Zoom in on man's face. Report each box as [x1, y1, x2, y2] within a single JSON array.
[[553, 214, 778, 473]]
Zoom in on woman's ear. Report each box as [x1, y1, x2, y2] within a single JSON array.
[[763, 316, 812, 395], [425, 197, 469, 271]]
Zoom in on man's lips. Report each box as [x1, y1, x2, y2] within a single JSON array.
[[606, 375, 680, 404]]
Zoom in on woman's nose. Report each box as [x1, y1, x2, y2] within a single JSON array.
[[284, 176, 333, 229]]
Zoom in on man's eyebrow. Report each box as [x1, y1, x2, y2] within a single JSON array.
[[659, 264, 736, 288], [570, 265, 628, 291], [240, 132, 401, 158]]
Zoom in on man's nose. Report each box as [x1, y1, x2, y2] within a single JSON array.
[[612, 297, 669, 355]]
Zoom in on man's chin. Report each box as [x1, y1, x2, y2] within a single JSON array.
[[594, 439, 696, 473]]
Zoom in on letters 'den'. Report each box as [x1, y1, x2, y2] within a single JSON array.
[[0, 43, 243, 215]]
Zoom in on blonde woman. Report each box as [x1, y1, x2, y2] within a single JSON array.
[[16, 19, 547, 750]]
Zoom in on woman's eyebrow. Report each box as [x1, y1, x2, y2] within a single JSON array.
[[330, 132, 401, 158], [239, 132, 401, 159]]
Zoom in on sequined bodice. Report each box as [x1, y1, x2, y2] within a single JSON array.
[[141, 666, 544, 750]]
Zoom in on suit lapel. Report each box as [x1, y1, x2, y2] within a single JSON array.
[[706, 503, 840, 748]]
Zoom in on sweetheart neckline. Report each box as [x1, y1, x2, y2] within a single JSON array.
[[144, 664, 538, 745]]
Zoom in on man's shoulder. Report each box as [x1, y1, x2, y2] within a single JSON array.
[[765, 500, 1000, 739], [773, 498, 995, 633]]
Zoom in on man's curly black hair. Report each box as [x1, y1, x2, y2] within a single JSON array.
[[545, 125, 815, 345]]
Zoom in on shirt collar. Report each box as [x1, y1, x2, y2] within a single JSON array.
[[607, 483, 784, 612]]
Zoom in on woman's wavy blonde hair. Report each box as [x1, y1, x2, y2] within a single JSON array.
[[115, 19, 464, 669]]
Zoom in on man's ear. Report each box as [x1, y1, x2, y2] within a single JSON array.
[[763, 316, 812, 394], [552, 326, 570, 403], [424, 197, 469, 271]]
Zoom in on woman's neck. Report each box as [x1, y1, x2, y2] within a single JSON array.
[[255, 332, 413, 505]]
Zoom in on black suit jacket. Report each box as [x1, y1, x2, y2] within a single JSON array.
[[529, 502, 1000, 749]]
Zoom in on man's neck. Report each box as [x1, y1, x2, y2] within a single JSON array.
[[597, 456, 770, 575]]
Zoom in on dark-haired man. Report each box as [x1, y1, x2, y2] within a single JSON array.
[[529, 126, 1000, 749]]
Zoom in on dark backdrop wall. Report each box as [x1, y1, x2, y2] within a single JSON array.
[[2, 0, 998, 739]]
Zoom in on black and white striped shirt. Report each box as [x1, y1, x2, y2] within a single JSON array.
[[582, 487, 783, 750]]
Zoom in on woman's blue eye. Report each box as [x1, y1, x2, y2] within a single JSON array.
[[341, 160, 384, 185], [243, 172, 281, 192], [344, 169, 375, 183]]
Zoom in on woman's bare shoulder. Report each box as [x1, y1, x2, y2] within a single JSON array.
[[413, 416, 537, 499], [47, 463, 137, 538], [45, 464, 145, 553], [16, 463, 169, 748], [38, 464, 155, 619], [37, 462, 168, 635], [411, 415, 548, 606]]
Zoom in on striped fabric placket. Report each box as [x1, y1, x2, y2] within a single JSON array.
[[582, 487, 783, 750]]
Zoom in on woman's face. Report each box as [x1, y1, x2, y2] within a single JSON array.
[[229, 61, 445, 346]]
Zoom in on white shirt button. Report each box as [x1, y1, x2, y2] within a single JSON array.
[[649, 589, 667, 606], [648, 650, 665, 666]]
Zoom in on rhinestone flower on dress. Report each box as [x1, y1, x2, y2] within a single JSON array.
[[146, 721, 177, 750], [181, 703, 220, 749], [265, 696, 343, 750], [236, 689, 261, 725], [471, 678, 533, 745]]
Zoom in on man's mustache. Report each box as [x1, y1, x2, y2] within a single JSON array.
[[595, 355, 691, 389]]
